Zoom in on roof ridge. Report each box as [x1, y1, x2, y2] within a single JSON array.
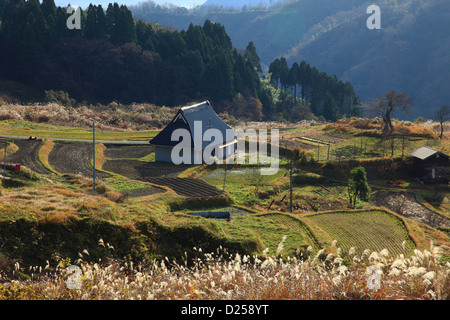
[[418, 146, 437, 150], [181, 101, 210, 113], [410, 146, 442, 160]]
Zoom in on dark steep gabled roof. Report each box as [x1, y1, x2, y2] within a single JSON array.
[[148, 115, 191, 148], [150, 101, 235, 150]]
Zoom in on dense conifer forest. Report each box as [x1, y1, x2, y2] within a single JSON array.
[[0, 0, 361, 121]]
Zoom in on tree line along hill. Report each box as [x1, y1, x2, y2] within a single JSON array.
[[0, 0, 361, 122]]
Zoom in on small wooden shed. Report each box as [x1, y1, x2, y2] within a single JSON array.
[[410, 146, 449, 184]]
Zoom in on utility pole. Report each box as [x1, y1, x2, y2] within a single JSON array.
[[2, 142, 6, 187], [223, 162, 227, 191], [93, 121, 96, 192], [317, 143, 320, 162], [401, 135, 405, 157], [433, 166, 437, 196], [289, 161, 293, 213], [327, 141, 330, 161], [361, 128, 363, 153]]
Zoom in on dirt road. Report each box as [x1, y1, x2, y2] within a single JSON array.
[[4, 139, 51, 174]]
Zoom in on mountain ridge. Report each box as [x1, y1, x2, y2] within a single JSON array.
[[203, 0, 277, 8], [130, 0, 450, 119]]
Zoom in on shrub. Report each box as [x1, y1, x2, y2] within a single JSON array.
[[93, 181, 109, 195], [169, 195, 232, 211], [0, 112, 15, 120], [45, 90, 76, 108], [348, 166, 371, 207], [322, 161, 334, 171], [37, 114, 50, 123], [414, 117, 426, 124]]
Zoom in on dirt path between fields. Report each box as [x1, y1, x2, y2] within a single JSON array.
[[4, 139, 51, 174]]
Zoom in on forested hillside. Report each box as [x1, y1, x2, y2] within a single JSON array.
[[130, 0, 364, 67], [285, 0, 450, 120], [0, 0, 360, 122], [268, 58, 360, 121], [0, 0, 258, 107], [130, 0, 450, 119], [202, 0, 282, 8]]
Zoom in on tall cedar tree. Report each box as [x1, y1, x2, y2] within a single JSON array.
[[268, 58, 361, 120]]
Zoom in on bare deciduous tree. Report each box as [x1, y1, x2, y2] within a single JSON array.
[[435, 105, 450, 139], [365, 91, 414, 135]]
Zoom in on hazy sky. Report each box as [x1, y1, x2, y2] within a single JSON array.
[[54, 0, 207, 9]]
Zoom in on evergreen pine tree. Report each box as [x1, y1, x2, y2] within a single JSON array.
[[96, 5, 107, 40], [323, 93, 338, 121], [84, 4, 97, 39], [244, 41, 261, 73], [289, 62, 299, 99]]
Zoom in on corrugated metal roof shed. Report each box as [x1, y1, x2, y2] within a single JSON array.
[[410, 146, 447, 160]]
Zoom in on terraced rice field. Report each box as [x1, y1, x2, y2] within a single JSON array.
[[1, 139, 222, 199], [103, 145, 154, 159], [262, 213, 321, 249], [48, 142, 109, 178], [308, 210, 416, 257], [103, 160, 223, 198], [144, 177, 224, 198], [226, 213, 316, 256]]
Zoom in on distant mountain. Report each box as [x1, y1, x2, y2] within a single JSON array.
[[203, 0, 278, 8], [130, 0, 363, 66], [129, 0, 364, 67], [285, 0, 450, 120], [130, 0, 450, 120]]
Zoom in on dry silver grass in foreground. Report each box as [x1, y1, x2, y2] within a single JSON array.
[[0, 242, 449, 300]]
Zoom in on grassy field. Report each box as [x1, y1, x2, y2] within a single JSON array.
[[215, 212, 318, 257], [199, 166, 289, 209], [212, 209, 419, 259], [0, 120, 158, 141], [278, 118, 450, 162]]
